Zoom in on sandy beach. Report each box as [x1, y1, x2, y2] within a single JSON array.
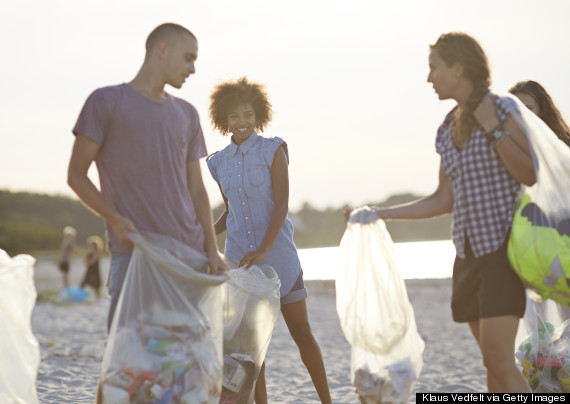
[[30, 257, 487, 404]]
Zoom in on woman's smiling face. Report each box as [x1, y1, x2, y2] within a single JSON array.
[[227, 103, 256, 145]]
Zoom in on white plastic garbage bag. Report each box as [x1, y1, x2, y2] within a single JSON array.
[[0, 249, 39, 404], [220, 259, 281, 404], [515, 293, 570, 392], [337, 208, 424, 403], [99, 232, 228, 404], [506, 94, 570, 307]]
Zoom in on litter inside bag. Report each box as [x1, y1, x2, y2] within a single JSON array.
[[515, 293, 570, 392], [337, 208, 424, 403], [99, 232, 228, 404], [506, 94, 570, 307], [0, 249, 40, 404], [220, 258, 281, 404]]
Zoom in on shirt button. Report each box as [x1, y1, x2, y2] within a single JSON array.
[[238, 162, 241, 164], [248, 231, 251, 234], [242, 202, 245, 205], [245, 217, 248, 220], [249, 245, 253, 248]]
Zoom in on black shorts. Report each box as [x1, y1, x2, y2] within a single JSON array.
[[451, 235, 526, 323], [59, 261, 69, 273]]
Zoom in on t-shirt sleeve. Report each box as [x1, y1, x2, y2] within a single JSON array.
[[206, 154, 219, 183], [72, 89, 111, 145], [435, 123, 447, 156], [265, 137, 289, 167], [186, 107, 208, 162], [495, 96, 520, 125]]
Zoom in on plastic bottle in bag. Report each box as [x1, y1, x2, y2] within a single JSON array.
[[99, 232, 228, 404], [220, 260, 281, 404], [515, 293, 570, 393]]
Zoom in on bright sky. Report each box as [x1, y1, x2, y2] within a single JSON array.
[[2, 0, 570, 210]]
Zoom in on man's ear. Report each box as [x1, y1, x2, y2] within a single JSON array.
[[157, 41, 168, 60]]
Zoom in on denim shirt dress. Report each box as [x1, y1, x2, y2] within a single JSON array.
[[206, 132, 302, 298]]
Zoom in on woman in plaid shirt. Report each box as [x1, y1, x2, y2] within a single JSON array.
[[374, 33, 536, 392]]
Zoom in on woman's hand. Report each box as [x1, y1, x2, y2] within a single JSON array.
[[474, 95, 500, 134], [239, 249, 269, 269]]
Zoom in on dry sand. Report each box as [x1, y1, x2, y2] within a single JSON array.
[[30, 258, 487, 404]]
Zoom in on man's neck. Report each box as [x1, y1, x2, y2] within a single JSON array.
[[128, 66, 168, 103]]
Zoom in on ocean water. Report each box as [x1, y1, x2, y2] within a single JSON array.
[[32, 239, 456, 291], [298, 239, 456, 280]]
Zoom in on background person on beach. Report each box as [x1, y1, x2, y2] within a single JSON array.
[[67, 22, 228, 333], [509, 80, 570, 322], [58, 226, 77, 289], [508, 80, 570, 146], [362, 33, 535, 392], [80, 235, 103, 299], [206, 77, 332, 404]]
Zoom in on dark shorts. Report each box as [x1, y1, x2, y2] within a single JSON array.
[[451, 235, 526, 323], [280, 269, 308, 305], [59, 261, 69, 273]]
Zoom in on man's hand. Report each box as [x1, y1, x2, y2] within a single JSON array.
[[110, 215, 138, 245], [239, 249, 269, 269], [207, 251, 229, 275]]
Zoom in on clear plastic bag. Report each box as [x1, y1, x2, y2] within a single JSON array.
[[337, 208, 424, 403], [220, 258, 281, 404], [0, 249, 39, 404], [515, 293, 570, 392], [99, 232, 228, 404], [507, 94, 570, 307]]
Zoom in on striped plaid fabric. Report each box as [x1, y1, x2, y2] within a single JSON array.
[[435, 95, 521, 259]]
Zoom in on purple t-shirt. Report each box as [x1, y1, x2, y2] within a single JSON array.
[[73, 83, 207, 254]]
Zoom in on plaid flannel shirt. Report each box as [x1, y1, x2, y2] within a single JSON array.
[[436, 95, 521, 258]]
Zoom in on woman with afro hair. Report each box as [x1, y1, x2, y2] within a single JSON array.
[[206, 77, 332, 403]]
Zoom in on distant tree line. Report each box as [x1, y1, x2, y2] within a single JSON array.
[[0, 190, 451, 256], [0, 190, 105, 256]]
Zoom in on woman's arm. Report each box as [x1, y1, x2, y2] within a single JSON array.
[[213, 184, 229, 235], [474, 97, 536, 186], [375, 163, 453, 220], [86, 250, 99, 266], [239, 146, 289, 268], [492, 115, 536, 186]]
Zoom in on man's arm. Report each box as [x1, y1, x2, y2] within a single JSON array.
[[186, 160, 228, 274], [67, 135, 137, 244]]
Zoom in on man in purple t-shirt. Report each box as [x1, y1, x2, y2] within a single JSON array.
[[68, 23, 228, 331]]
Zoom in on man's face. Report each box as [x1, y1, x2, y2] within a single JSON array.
[[162, 34, 198, 89]]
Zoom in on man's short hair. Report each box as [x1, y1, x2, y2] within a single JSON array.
[[145, 23, 197, 53]]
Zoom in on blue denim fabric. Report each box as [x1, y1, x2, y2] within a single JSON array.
[[280, 270, 307, 305], [107, 252, 131, 332], [207, 132, 302, 297]]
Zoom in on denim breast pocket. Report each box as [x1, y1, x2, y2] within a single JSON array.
[[247, 165, 268, 187]]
